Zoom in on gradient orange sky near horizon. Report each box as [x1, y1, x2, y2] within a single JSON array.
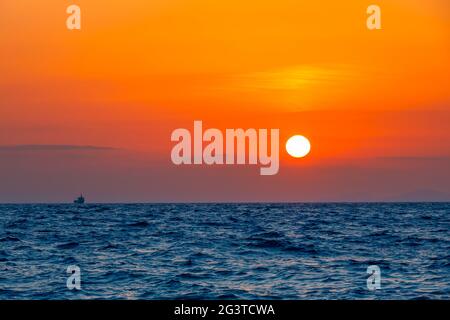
[[0, 0, 449, 202]]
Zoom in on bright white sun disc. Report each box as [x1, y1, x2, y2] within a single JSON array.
[[285, 135, 311, 158]]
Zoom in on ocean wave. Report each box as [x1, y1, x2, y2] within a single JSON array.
[[0, 202, 449, 299]]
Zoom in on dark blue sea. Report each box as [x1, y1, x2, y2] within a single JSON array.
[[0, 203, 449, 300]]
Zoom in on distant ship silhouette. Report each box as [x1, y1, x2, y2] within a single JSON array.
[[74, 194, 85, 204]]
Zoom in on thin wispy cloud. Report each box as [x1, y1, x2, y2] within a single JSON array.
[[0, 145, 118, 152], [377, 156, 450, 161]]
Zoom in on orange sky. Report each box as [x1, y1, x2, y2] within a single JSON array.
[[0, 0, 449, 202]]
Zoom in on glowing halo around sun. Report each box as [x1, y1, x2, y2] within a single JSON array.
[[285, 135, 311, 158]]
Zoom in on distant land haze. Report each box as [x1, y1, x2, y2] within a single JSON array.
[[386, 189, 450, 203], [0, 144, 118, 151]]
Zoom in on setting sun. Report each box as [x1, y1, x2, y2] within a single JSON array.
[[286, 135, 311, 158]]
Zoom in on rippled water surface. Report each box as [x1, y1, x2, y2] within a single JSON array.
[[0, 203, 449, 299]]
